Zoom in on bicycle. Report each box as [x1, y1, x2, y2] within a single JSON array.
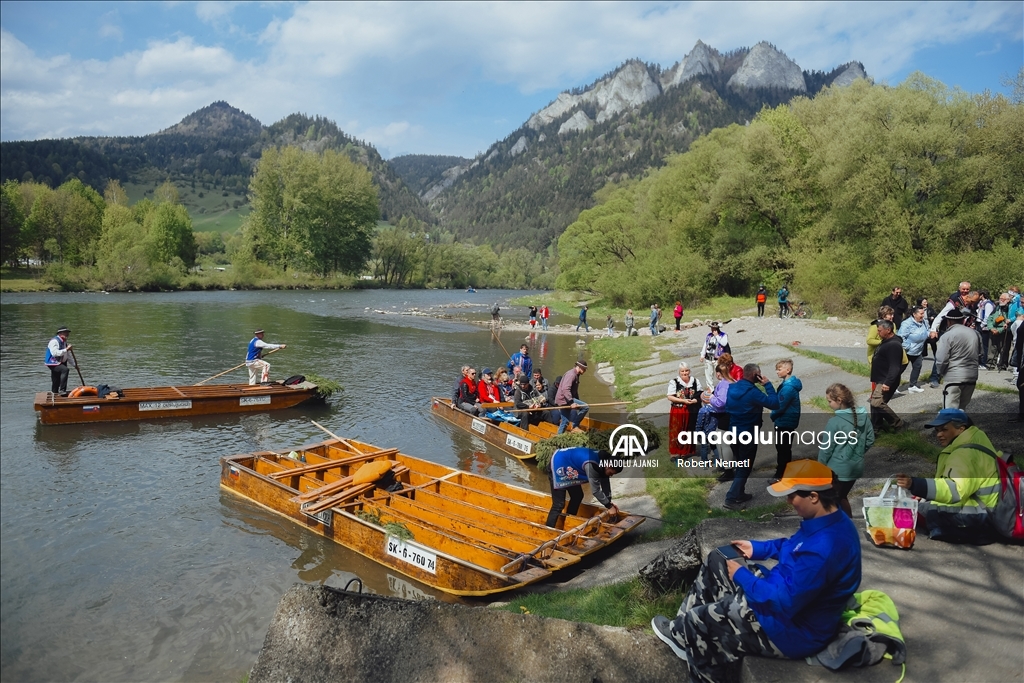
[[791, 302, 812, 319]]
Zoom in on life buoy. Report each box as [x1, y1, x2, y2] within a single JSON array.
[[68, 386, 98, 398]]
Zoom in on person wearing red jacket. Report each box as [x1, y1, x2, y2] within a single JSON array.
[[477, 368, 503, 404]]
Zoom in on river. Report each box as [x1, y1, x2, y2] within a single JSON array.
[[0, 289, 613, 682]]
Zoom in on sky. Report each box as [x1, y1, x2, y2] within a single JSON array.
[[1, 1, 1021, 159]]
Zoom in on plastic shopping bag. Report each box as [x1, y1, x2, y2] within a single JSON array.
[[862, 477, 918, 549]]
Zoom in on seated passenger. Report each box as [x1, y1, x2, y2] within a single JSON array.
[[452, 365, 482, 415], [651, 460, 861, 683], [495, 367, 515, 400], [532, 369, 548, 395], [895, 408, 1001, 544], [514, 374, 547, 426], [477, 368, 503, 404], [545, 446, 620, 529]]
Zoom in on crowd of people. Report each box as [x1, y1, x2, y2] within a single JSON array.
[[450, 343, 592, 435]]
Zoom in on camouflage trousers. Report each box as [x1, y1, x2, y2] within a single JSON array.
[[673, 550, 785, 683]]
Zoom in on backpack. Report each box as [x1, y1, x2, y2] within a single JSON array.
[[959, 444, 1024, 540], [283, 375, 306, 386]]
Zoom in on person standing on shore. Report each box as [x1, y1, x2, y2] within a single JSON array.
[[777, 284, 790, 318], [44, 326, 73, 395], [881, 287, 909, 329], [817, 383, 874, 517], [868, 320, 905, 431], [724, 364, 780, 509], [246, 329, 286, 385], [624, 309, 635, 337], [540, 304, 550, 331], [934, 310, 981, 410], [898, 306, 929, 393], [528, 305, 538, 329], [606, 314, 615, 337], [668, 363, 702, 461], [769, 359, 802, 481], [649, 305, 659, 336], [755, 285, 767, 318], [673, 300, 684, 332]]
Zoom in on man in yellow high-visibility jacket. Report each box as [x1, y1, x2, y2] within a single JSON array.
[[896, 408, 1000, 543]]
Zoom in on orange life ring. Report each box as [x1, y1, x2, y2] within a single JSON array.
[[68, 386, 98, 398]]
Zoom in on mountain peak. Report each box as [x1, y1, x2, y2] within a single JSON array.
[[727, 42, 806, 92], [156, 101, 263, 138]]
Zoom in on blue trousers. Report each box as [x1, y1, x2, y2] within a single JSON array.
[[557, 401, 589, 433]]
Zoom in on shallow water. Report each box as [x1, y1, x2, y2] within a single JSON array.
[[0, 289, 610, 682]]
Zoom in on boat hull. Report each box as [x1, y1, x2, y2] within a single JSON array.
[[220, 437, 643, 596], [430, 397, 621, 460], [34, 383, 319, 425]]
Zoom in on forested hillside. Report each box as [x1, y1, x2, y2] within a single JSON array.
[[0, 102, 432, 229], [389, 155, 469, 196], [556, 76, 1023, 313]]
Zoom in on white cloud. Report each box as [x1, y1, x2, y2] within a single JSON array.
[[1, 2, 1020, 153]]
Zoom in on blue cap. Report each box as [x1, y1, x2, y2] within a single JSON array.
[[923, 408, 970, 428], [482, 368, 493, 376]]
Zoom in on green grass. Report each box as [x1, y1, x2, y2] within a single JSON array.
[[808, 396, 832, 412], [0, 266, 59, 292], [643, 443, 789, 541], [501, 577, 685, 628], [874, 431, 942, 463], [124, 176, 249, 234], [784, 344, 871, 377], [586, 335, 669, 405]]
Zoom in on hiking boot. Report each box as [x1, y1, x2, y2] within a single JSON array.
[[651, 616, 690, 663], [717, 470, 735, 482], [724, 493, 753, 510]]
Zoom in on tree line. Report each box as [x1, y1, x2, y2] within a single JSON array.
[[556, 74, 1023, 313]]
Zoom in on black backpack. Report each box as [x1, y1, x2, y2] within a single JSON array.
[[283, 375, 306, 386]]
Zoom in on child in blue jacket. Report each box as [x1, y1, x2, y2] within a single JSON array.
[[769, 359, 802, 480]]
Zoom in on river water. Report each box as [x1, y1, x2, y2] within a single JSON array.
[[0, 289, 613, 682]]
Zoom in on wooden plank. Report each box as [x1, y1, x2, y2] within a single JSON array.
[[268, 448, 398, 479]]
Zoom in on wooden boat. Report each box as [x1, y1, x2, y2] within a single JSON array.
[[430, 397, 621, 460], [220, 436, 643, 596], [34, 381, 320, 425]]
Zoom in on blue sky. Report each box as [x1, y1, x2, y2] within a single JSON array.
[[1, 1, 1021, 158]]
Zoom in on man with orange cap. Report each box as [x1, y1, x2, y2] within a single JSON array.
[[651, 460, 862, 682]]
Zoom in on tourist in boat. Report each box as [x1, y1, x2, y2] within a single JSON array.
[[495, 367, 515, 400], [508, 343, 533, 380], [555, 360, 589, 433], [477, 368, 503, 404], [513, 374, 547, 426], [44, 326, 73, 395], [246, 329, 287, 385], [668, 362, 702, 460], [452, 365, 482, 415], [532, 369, 548, 395], [545, 446, 621, 528]]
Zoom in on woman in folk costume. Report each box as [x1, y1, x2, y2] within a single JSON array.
[[668, 362, 702, 459]]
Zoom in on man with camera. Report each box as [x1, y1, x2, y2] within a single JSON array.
[[723, 363, 780, 509]]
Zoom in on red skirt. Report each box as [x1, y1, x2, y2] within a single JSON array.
[[669, 402, 696, 456]]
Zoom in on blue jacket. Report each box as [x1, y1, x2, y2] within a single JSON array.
[[734, 511, 862, 659], [507, 352, 532, 380], [898, 317, 929, 357], [725, 379, 779, 433], [770, 376, 802, 429]]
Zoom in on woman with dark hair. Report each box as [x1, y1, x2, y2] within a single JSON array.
[[674, 300, 684, 332]]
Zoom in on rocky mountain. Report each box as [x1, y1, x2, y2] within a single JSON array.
[[404, 40, 868, 249], [1, 103, 433, 227]]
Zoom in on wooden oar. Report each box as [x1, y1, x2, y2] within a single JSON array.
[[480, 401, 513, 409], [504, 401, 631, 413], [194, 347, 283, 386], [68, 348, 86, 386], [491, 326, 513, 361], [501, 507, 619, 573]]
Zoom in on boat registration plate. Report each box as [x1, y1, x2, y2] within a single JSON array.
[[300, 505, 332, 527], [386, 537, 437, 574], [139, 400, 192, 411], [505, 434, 532, 454], [240, 395, 271, 406], [471, 418, 487, 434]]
